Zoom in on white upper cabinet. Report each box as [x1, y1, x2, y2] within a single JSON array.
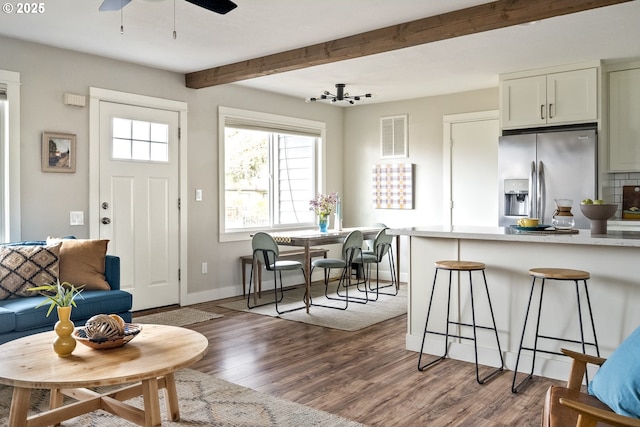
[[609, 67, 640, 172], [501, 68, 598, 129]]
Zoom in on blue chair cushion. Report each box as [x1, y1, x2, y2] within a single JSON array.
[[588, 326, 640, 418]]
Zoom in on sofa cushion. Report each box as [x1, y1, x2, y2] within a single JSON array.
[[0, 307, 15, 333], [48, 238, 111, 291], [588, 326, 640, 418], [0, 244, 61, 300], [0, 289, 133, 331]]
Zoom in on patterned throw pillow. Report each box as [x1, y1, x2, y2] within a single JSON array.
[[0, 244, 61, 300]]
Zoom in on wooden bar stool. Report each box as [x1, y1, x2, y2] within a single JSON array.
[[511, 268, 600, 393], [418, 260, 504, 384]]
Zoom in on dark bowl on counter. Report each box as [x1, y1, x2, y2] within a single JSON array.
[[580, 204, 617, 234]]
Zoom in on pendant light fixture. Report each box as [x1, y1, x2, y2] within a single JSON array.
[[306, 84, 372, 105]]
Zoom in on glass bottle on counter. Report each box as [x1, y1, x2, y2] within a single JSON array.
[[552, 199, 575, 229]]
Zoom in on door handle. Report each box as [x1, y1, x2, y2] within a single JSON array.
[[102, 202, 109, 209], [101, 217, 111, 225]]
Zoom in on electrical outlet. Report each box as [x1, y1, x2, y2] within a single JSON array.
[[201, 262, 208, 274]]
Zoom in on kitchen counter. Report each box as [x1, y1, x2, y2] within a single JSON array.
[[389, 225, 640, 381], [388, 225, 640, 247]]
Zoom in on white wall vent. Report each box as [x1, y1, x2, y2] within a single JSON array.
[[380, 114, 407, 158]]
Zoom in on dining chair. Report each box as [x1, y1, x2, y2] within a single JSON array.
[[353, 227, 398, 301], [248, 232, 306, 314], [309, 229, 367, 309]]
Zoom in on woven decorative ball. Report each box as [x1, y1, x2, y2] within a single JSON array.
[[84, 314, 125, 340]]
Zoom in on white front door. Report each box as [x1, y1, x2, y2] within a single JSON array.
[[98, 101, 180, 310]]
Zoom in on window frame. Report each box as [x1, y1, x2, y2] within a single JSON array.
[[0, 70, 21, 243], [218, 107, 326, 243]]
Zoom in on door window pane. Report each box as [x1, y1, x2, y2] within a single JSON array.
[[112, 117, 169, 162]]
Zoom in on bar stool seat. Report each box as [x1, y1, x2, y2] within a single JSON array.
[[418, 260, 504, 384], [435, 260, 486, 271], [529, 268, 590, 281], [512, 267, 599, 393]]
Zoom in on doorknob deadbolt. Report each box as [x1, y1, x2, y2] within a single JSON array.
[[102, 202, 109, 209], [101, 217, 111, 225]]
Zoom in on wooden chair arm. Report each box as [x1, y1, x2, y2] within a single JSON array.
[[561, 348, 607, 390], [559, 398, 640, 427], [561, 348, 607, 366]]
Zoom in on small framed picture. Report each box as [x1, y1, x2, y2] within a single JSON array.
[[42, 132, 76, 173]]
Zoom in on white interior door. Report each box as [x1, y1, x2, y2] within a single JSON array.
[[99, 101, 180, 310], [443, 111, 499, 227]]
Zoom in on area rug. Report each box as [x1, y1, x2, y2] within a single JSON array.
[[0, 368, 366, 427], [219, 282, 406, 331], [133, 307, 222, 327]]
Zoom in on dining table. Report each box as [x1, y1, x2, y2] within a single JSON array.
[[269, 227, 399, 313]]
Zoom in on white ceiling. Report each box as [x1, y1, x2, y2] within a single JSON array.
[[2, 0, 640, 105]]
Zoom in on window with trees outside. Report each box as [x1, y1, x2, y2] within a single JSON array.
[[219, 107, 326, 242]]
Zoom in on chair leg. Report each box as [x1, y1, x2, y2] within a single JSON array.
[[472, 270, 504, 384], [418, 268, 450, 371], [582, 279, 600, 357], [512, 277, 545, 393], [309, 266, 349, 311], [274, 267, 306, 315]]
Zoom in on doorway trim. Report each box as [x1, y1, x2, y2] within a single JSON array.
[[442, 110, 499, 228], [89, 87, 188, 305]]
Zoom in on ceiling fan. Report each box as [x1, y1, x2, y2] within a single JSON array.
[[99, 0, 237, 14]]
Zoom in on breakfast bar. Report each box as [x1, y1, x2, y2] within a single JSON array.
[[389, 226, 640, 381]]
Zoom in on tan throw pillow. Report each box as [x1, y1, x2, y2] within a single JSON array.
[[51, 239, 111, 291], [0, 244, 61, 300]]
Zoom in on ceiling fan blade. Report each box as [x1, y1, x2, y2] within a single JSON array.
[[185, 0, 237, 14], [99, 0, 132, 12]]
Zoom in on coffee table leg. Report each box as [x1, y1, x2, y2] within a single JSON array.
[[141, 378, 162, 427], [164, 372, 180, 421], [9, 387, 31, 427]]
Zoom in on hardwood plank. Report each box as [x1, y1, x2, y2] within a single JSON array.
[[185, 0, 632, 89], [136, 291, 565, 426]]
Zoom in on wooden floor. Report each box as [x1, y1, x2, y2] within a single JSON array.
[[136, 290, 563, 427]]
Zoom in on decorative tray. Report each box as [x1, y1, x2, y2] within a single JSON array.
[[511, 224, 552, 231], [74, 323, 142, 350], [510, 225, 579, 235]]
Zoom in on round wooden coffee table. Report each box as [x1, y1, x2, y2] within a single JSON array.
[[0, 323, 208, 427]]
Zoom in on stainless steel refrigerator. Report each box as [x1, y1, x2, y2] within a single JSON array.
[[498, 127, 597, 229]]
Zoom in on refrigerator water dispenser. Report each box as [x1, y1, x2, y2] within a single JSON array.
[[504, 179, 529, 217]]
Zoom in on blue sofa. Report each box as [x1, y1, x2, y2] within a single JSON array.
[[0, 252, 132, 345]]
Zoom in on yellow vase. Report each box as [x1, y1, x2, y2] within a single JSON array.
[[53, 306, 76, 357]]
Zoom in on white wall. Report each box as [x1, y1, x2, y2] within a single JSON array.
[[343, 90, 498, 278], [2, 34, 500, 302], [0, 35, 343, 302]]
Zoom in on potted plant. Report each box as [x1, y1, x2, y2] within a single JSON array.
[[29, 280, 84, 317], [28, 280, 84, 357]]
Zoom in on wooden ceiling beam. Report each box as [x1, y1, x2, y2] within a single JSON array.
[[185, 0, 632, 89]]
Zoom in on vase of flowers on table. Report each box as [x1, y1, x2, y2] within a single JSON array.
[[309, 192, 337, 233]]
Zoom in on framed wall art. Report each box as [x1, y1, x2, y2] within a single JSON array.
[[42, 132, 76, 173], [372, 163, 414, 209]]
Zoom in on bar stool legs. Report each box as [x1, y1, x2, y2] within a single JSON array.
[[511, 268, 600, 393], [418, 261, 504, 385]]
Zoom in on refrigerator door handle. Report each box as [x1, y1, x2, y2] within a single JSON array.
[[529, 161, 536, 217], [538, 161, 545, 224]]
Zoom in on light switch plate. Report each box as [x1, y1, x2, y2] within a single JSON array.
[[195, 189, 203, 201], [70, 211, 84, 226]]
